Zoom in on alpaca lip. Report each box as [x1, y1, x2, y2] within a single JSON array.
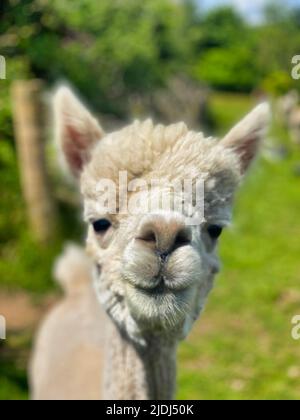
[[135, 272, 185, 295], [134, 276, 165, 294], [143, 281, 166, 295]]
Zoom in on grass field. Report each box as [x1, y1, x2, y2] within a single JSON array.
[[1, 92, 300, 400], [178, 94, 300, 399]]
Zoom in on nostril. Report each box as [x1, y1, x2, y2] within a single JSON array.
[[174, 229, 192, 250], [137, 219, 192, 255], [141, 231, 156, 243], [136, 229, 157, 249]]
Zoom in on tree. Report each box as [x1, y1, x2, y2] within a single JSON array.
[[192, 6, 259, 92], [0, 0, 195, 117]]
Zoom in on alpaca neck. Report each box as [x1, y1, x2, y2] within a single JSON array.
[[102, 320, 177, 400]]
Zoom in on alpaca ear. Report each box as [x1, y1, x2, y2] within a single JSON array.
[[221, 103, 271, 174], [54, 86, 105, 177]]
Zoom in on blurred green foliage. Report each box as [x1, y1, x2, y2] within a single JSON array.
[[193, 5, 300, 92], [1, 0, 299, 122], [0, 331, 30, 400], [0, 0, 195, 118], [0, 133, 70, 292]]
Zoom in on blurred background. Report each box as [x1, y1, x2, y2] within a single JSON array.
[[0, 0, 300, 400]]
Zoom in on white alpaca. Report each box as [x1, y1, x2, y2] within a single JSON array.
[[276, 90, 300, 144], [276, 90, 299, 125], [289, 108, 300, 145], [30, 87, 270, 400]]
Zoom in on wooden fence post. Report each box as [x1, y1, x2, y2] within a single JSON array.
[[11, 80, 58, 243]]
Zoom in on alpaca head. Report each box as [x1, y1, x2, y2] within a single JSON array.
[[54, 87, 270, 345]]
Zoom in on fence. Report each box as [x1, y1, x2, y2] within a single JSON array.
[[0, 315, 6, 340]]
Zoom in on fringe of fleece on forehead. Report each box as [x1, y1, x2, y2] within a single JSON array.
[[108, 119, 193, 170], [82, 117, 243, 204], [130, 119, 190, 149], [86, 118, 208, 179]]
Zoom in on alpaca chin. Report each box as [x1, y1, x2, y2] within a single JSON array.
[[125, 283, 194, 333], [120, 244, 204, 334]]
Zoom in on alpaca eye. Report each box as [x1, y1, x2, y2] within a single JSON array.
[[92, 219, 112, 234], [207, 225, 223, 240]]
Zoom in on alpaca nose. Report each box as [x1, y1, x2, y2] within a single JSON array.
[[137, 214, 192, 257]]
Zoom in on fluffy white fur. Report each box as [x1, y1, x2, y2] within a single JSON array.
[[276, 90, 300, 144]]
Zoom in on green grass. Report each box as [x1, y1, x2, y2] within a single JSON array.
[[208, 92, 257, 134], [1, 92, 300, 400], [177, 93, 300, 400]]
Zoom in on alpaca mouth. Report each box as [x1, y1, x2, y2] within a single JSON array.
[[133, 264, 188, 294], [136, 276, 168, 294], [122, 244, 201, 299], [140, 264, 169, 291], [123, 258, 198, 296], [126, 278, 192, 331]]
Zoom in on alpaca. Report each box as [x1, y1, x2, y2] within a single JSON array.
[[289, 107, 300, 145], [276, 90, 300, 144], [30, 87, 270, 400], [276, 90, 299, 126]]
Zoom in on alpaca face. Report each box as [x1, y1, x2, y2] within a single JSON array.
[[81, 146, 237, 340], [83, 186, 223, 339], [54, 87, 270, 344]]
